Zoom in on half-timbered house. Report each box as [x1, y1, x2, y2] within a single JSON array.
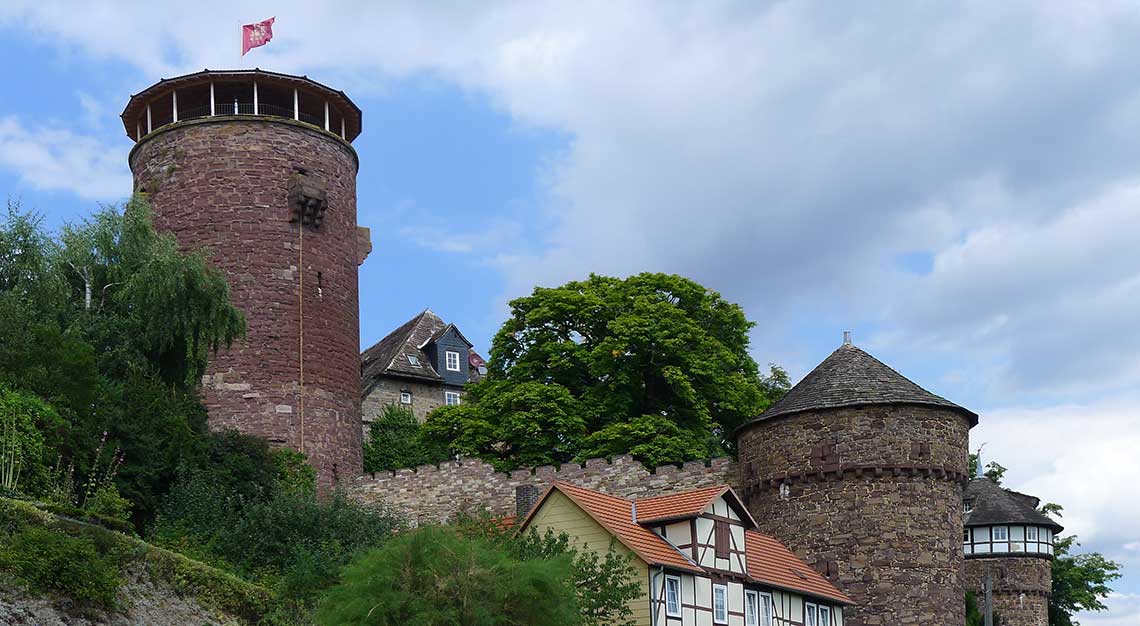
[[517, 481, 853, 626]]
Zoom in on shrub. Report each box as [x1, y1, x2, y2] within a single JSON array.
[[363, 404, 447, 473], [0, 525, 122, 608], [314, 526, 580, 626]]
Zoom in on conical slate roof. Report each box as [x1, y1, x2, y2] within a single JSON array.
[[963, 478, 1063, 532], [745, 342, 977, 427]]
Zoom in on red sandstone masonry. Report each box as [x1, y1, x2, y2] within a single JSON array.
[[350, 454, 741, 525], [130, 118, 363, 483]]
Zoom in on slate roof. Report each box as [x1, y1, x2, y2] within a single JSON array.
[[963, 478, 1063, 532], [518, 482, 852, 604], [360, 309, 485, 392], [743, 343, 977, 428]]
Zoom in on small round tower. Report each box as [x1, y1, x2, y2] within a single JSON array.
[[963, 478, 1061, 626], [120, 69, 370, 483], [736, 337, 977, 626]]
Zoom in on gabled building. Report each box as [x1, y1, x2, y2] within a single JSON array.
[[360, 309, 486, 424], [518, 481, 852, 626]]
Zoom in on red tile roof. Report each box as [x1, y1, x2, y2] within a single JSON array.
[[522, 482, 703, 573], [745, 531, 853, 605], [519, 481, 853, 605], [634, 485, 729, 523]]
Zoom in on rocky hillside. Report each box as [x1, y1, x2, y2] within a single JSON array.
[[0, 498, 270, 626]]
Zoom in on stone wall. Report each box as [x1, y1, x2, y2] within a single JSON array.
[[737, 404, 973, 626], [351, 454, 741, 525], [965, 557, 1052, 626], [362, 376, 463, 425], [130, 117, 363, 483]]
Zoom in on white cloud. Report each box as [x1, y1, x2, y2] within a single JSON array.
[[971, 396, 1140, 551], [1078, 593, 1140, 626], [0, 116, 131, 201]]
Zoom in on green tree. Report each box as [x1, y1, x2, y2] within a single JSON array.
[[418, 381, 585, 471], [363, 404, 448, 473], [314, 526, 580, 626], [422, 273, 788, 469], [0, 197, 246, 525], [1049, 534, 1122, 626]]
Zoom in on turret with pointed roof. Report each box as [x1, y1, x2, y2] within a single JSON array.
[[736, 335, 976, 626]]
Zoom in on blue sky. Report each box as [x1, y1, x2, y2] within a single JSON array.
[[1, 4, 1138, 621]]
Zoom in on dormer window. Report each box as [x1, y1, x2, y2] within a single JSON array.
[[964, 499, 974, 513], [445, 350, 461, 372], [406, 354, 421, 367]]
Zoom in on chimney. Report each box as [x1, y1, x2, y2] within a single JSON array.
[[842, 330, 852, 346], [515, 484, 541, 518]]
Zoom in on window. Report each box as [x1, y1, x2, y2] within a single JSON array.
[[664, 575, 681, 618], [745, 590, 758, 626], [963, 528, 971, 543], [713, 584, 728, 624], [760, 593, 773, 626], [399, 391, 412, 405], [964, 500, 973, 513], [445, 350, 461, 372], [1027, 526, 1038, 541], [405, 354, 421, 367], [993, 526, 1008, 541], [818, 605, 832, 625], [806, 602, 818, 626], [445, 391, 461, 406]]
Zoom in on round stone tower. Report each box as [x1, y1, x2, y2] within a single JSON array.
[[120, 69, 370, 483], [736, 336, 977, 626], [963, 478, 1061, 626]]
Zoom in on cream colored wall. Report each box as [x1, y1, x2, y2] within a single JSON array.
[[526, 490, 652, 625]]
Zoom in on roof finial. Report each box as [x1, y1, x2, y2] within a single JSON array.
[[842, 330, 852, 346]]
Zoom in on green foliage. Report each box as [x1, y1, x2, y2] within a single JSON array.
[[0, 525, 123, 608], [0, 387, 54, 492], [363, 404, 448, 473], [456, 513, 640, 626], [579, 413, 711, 469], [1049, 535, 1122, 626], [314, 526, 580, 626], [0, 496, 271, 621], [0, 198, 246, 526], [86, 484, 132, 523], [419, 382, 585, 471], [152, 447, 403, 622], [423, 273, 789, 469], [271, 447, 318, 497]]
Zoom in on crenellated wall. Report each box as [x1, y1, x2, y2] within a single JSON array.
[[350, 455, 741, 525]]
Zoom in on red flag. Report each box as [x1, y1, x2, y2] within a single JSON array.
[[242, 17, 275, 56]]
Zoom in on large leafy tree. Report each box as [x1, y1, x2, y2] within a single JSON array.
[[967, 452, 1122, 626], [0, 197, 245, 524], [421, 273, 788, 469]]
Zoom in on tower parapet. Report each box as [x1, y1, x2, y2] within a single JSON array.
[[736, 340, 977, 626], [121, 69, 369, 483]]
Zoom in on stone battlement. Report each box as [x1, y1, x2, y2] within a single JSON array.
[[350, 454, 741, 525]]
